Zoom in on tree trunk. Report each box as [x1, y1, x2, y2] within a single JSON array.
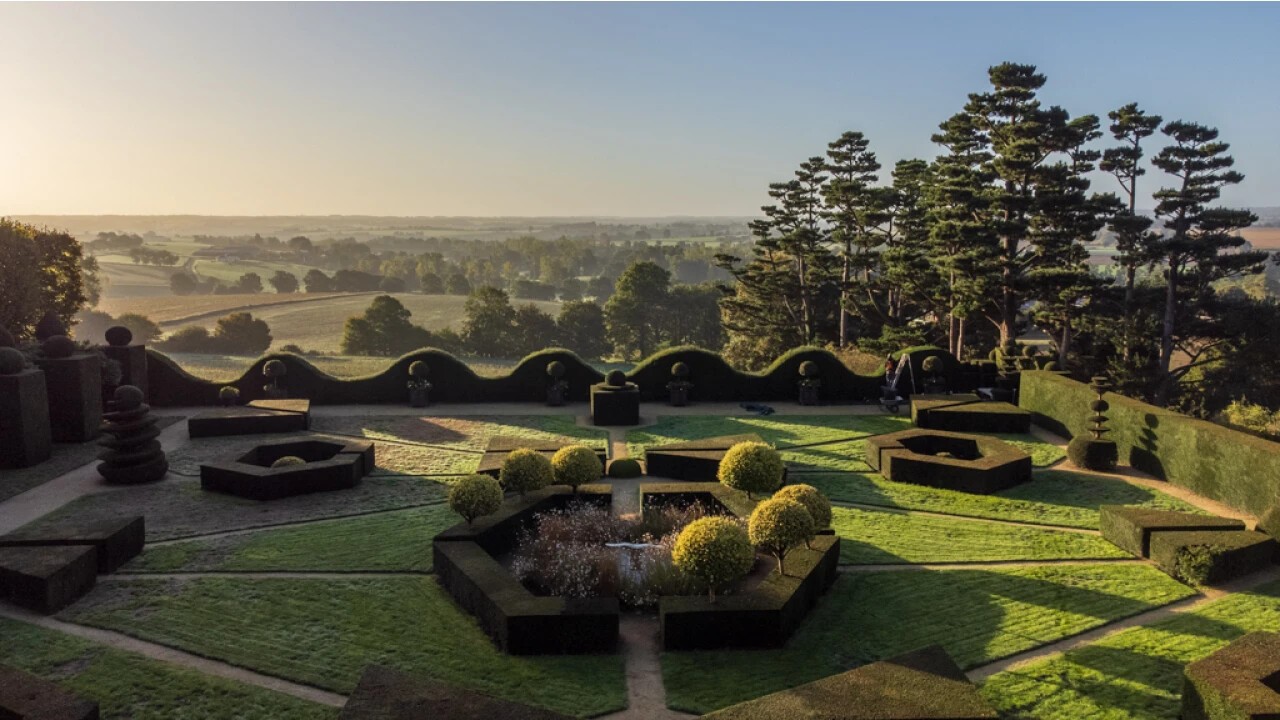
[[839, 241, 851, 346], [1155, 264, 1178, 407], [957, 316, 966, 359]]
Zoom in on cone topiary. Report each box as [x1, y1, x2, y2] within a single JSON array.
[[551, 445, 602, 492], [672, 516, 754, 602], [748, 498, 815, 575], [1067, 376, 1119, 471], [773, 484, 832, 542], [718, 441, 785, 498], [448, 474, 503, 525], [271, 456, 306, 468], [97, 385, 168, 484], [499, 447, 554, 497], [605, 369, 627, 388]]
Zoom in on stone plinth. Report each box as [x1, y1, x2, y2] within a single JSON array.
[[0, 368, 52, 468]]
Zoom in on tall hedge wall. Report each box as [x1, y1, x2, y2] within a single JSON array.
[[1020, 371, 1280, 518]]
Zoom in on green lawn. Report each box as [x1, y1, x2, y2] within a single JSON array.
[[830, 506, 1130, 564], [627, 415, 913, 457], [662, 564, 1194, 714], [63, 576, 627, 717], [0, 617, 336, 719], [126, 504, 457, 573], [803, 469, 1202, 530], [980, 578, 1280, 719]]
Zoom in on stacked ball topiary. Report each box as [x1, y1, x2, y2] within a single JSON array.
[[545, 361, 568, 406], [218, 386, 240, 406], [551, 444, 602, 492], [672, 516, 754, 602], [798, 360, 821, 405], [718, 441, 785, 498], [1067, 376, 1119, 471], [448, 474, 504, 525], [97, 385, 168, 484], [499, 447, 554, 497]]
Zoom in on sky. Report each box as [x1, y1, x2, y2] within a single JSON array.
[[3, 2, 1279, 217]]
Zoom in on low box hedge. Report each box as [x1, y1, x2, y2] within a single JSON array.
[[702, 644, 998, 719], [659, 533, 839, 651], [866, 429, 1031, 494], [0, 663, 100, 720], [638, 482, 755, 520], [475, 437, 607, 479], [1181, 632, 1280, 720], [0, 545, 98, 614], [910, 395, 1031, 434], [339, 664, 572, 720], [1021, 371, 1280, 518], [434, 485, 611, 555], [0, 515, 145, 573], [1149, 530, 1276, 586], [187, 399, 311, 438], [432, 540, 618, 655], [1099, 506, 1245, 559]]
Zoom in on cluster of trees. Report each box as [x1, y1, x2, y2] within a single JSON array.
[[719, 62, 1276, 413], [127, 247, 179, 266], [85, 231, 145, 254], [338, 262, 724, 360], [74, 309, 162, 345], [153, 312, 273, 356]]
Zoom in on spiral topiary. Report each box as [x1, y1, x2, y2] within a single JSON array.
[[271, 456, 307, 468], [718, 441, 785, 498], [748, 497, 815, 575], [1067, 376, 1119, 471], [408, 360, 430, 379], [546, 360, 566, 378], [672, 516, 754, 602], [0, 347, 25, 375], [551, 445, 602, 492], [772, 484, 832, 541], [605, 369, 627, 387], [448, 474, 503, 525], [607, 457, 643, 478], [105, 326, 133, 347], [671, 362, 690, 379], [499, 447, 554, 497], [97, 385, 168, 484], [42, 335, 77, 359]]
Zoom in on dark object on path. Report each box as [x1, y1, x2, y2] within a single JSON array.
[[591, 371, 639, 425], [98, 385, 169, 484], [1067, 376, 1119, 471], [340, 665, 572, 720], [0, 663, 100, 720], [740, 403, 775, 416]]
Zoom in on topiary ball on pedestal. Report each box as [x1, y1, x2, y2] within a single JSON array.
[[605, 369, 627, 388], [105, 326, 133, 347], [0, 347, 25, 375], [671, 362, 690, 379], [42, 335, 77, 359], [97, 384, 168, 484]]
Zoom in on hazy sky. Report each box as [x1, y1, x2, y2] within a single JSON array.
[[4, 2, 1279, 216]]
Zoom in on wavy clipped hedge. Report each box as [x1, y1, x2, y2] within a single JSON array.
[[1020, 371, 1280, 517]]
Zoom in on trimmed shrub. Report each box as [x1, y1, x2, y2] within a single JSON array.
[[0, 347, 24, 375], [499, 448, 554, 497], [1150, 530, 1275, 586], [605, 369, 627, 387], [607, 457, 643, 479], [749, 498, 815, 575], [718, 442, 785, 498], [1099, 505, 1245, 559], [448, 474, 503, 525], [798, 360, 819, 378], [263, 359, 287, 378], [217, 386, 240, 406], [271, 456, 306, 468], [773, 484, 832, 538], [408, 360, 429, 379], [551, 445, 603, 491], [104, 325, 133, 347], [1259, 505, 1280, 540], [671, 361, 690, 378], [1068, 436, 1119, 471], [672, 516, 754, 602], [546, 360, 566, 378]]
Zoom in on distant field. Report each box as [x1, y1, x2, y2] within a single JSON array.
[[1241, 226, 1280, 249], [149, 293, 561, 350], [99, 291, 369, 324]]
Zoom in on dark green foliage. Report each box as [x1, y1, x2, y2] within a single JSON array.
[[263, 359, 287, 378], [911, 396, 1031, 434], [1023, 371, 1280, 517], [1181, 632, 1280, 720], [408, 360, 429, 379], [607, 458, 642, 479], [605, 369, 627, 387], [0, 347, 24, 375], [271, 456, 307, 468], [42, 335, 77, 359], [0, 220, 85, 343], [1260, 506, 1280, 540], [104, 325, 132, 347], [268, 270, 299, 294], [1067, 436, 1118, 471], [546, 360, 565, 378], [1150, 530, 1275, 585], [867, 429, 1032, 494], [555, 301, 608, 360], [340, 295, 432, 357], [1098, 505, 1243, 559]]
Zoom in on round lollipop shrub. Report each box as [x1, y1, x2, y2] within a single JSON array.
[[112, 385, 145, 410], [551, 445, 602, 492], [500, 448, 554, 497], [271, 456, 306, 468], [671, 362, 690, 379], [718, 441, 785, 498], [607, 457, 643, 478], [799, 360, 820, 378], [672, 516, 754, 602], [773, 484, 832, 537], [748, 497, 815, 575], [448, 474, 503, 525], [0, 347, 25, 375]]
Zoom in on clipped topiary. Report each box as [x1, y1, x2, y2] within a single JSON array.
[[448, 473, 503, 525], [0, 326, 14, 348], [672, 516, 754, 602], [921, 356, 940, 374], [1022, 344, 1038, 358], [263, 359, 287, 378], [105, 326, 133, 347], [546, 360, 566, 379], [218, 386, 240, 406], [605, 369, 627, 387], [749, 497, 815, 575], [271, 456, 307, 468], [35, 311, 66, 341], [1257, 504, 1280, 540], [97, 384, 168, 484], [551, 445, 602, 492], [408, 360, 430, 380], [42, 335, 77, 359], [773, 483, 832, 545], [718, 441, 785, 498], [0, 347, 25, 375], [607, 457, 643, 478], [499, 447, 554, 497], [798, 360, 820, 379], [1067, 376, 1119, 471]]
